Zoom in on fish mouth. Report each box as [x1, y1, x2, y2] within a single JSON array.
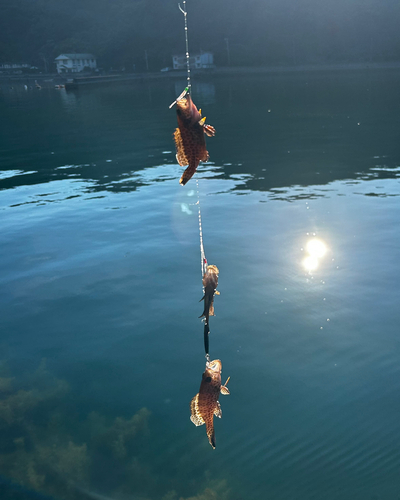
[[176, 92, 193, 109], [206, 359, 222, 372]]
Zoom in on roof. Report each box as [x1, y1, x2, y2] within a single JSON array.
[[55, 54, 96, 60]]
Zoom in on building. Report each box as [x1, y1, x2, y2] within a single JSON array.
[[0, 63, 36, 74], [172, 52, 214, 70], [55, 54, 97, 74]]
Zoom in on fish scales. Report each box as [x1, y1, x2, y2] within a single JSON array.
[[199, 265, 219, 327], [174, 94, 215, 186], [190, 359, 230, 449]]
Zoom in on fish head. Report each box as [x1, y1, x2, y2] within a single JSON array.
[[206, 265, 219, 276], [205, 359, 222, 374], [176, 94, 201, 124], [203, 264, 219, 291]]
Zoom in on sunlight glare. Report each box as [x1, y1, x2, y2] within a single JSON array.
[[306, 239, 327, 258], [302, 238, 328, 272], [303, 255, 319, 271]]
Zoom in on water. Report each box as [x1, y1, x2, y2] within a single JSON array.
[[1, 69, 400, 500]]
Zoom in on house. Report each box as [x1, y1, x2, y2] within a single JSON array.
[[55, 54, 97, 74], [172, 52, 214, 70]]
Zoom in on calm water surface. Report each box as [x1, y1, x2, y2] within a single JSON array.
[[1, 69, 400, 500]]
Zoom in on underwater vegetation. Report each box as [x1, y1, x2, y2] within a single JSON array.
[[0, 361, 231, 500]]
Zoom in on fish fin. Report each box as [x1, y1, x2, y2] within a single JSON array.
[[215, 291, 220, 295], [199, 294, 205, 303], [214, 401, 222, 418], [204, 124, 216, 138], [200, 150, 209, 163], [174, 128, 189, 166], [209, 303, 215, 317], [190, 394, 205, 426], [199, 117, 206, 126], [221, 376, 230, 395], [199, 108, 202, 116]]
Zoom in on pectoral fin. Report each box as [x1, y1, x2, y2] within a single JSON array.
[[204, 124, 216, 138], [190, 394, 205, 426], [220, 376, 230, 395]]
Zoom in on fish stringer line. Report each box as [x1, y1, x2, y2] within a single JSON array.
[[196, 178, 207, 277], [178, 1, 192, 94], [196, 178, 210, 358]]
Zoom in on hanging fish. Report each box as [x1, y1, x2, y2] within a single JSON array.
[[199, 264, 220, 327], [190, 359, 230, 449], [173, 93, 216, 185]]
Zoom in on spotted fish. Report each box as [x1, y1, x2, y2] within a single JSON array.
[[199, 264, 220, 327], [190, 359, 230, 449], [174, 93, 215, 185]]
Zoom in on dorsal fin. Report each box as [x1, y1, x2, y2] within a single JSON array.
[[174, 128, 189, 166], [190, 394, 205, 426]]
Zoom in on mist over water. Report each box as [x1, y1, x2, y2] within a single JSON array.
[[1, 68, 400, 500]]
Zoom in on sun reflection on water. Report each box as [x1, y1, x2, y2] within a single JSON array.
[[302, 238, 328, 272]]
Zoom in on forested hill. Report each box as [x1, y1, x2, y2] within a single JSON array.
[[1, 0, 400, 71]]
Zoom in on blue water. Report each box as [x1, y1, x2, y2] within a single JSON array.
[[1, 69, 400, 500]]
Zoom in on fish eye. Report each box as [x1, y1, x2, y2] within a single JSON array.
[[205, 376, 212, 383]]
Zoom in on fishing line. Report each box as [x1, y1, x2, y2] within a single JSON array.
[[175, 2, 210, 358], [178, 1, 192, 94], [196, 178, 207, 277], [196, 178, 211, 357]]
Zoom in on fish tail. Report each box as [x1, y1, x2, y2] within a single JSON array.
[[180, 163, 198, 186], [206, 421, 216, 449]]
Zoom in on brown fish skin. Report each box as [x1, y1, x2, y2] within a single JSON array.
[[174, 94, 215, 186], [199, 265, 220, 327], [190, 359, 230, 449]]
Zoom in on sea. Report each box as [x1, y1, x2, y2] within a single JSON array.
[[1, 68, 400, 500]]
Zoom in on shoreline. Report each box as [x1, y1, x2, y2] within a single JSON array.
[[1, 61, 399, 88]]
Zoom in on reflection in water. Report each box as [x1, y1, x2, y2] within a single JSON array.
[[302, 238, 328, 272], [0, 361, 231, 500], [59, 88, 78, 111]]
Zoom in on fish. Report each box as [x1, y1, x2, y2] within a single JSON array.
[[173, 93, 216, 185], [199, 264, 220, 327], [190, 359, 230, 449]]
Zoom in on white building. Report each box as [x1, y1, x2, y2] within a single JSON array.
[[172, 52, 214, 70], [55, 54, 97, 74]]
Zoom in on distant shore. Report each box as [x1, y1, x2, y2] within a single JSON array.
[[1, 61, 400, 88]]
